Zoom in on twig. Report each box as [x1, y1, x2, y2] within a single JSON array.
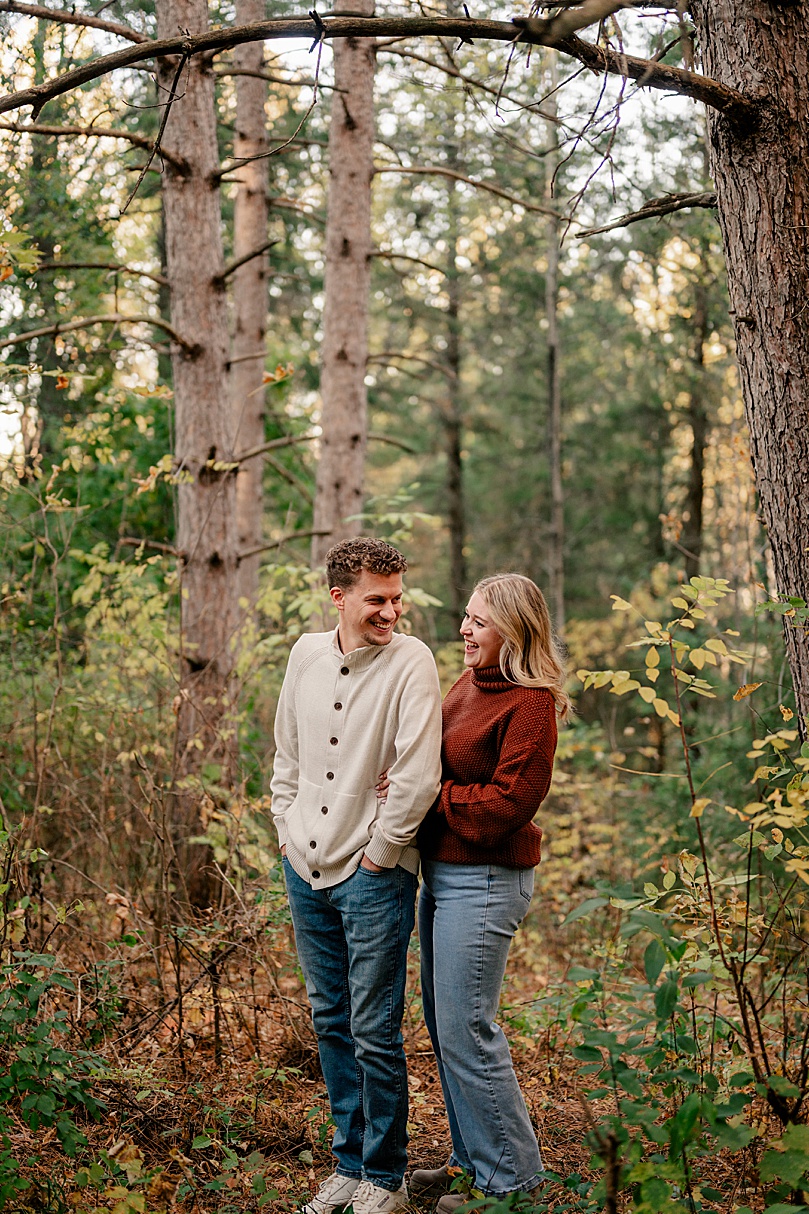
[[117, 536, 181, 557], [238, 527, 331, 560], [35, 260, 168, 286], [0, 313, 194, 353], [0, 0, 147, 42], [121, 48, 191, 213], [577, 190, 717, 237], [216, 239, 278, 284], [0, 120, 187, 171], [373, 162, 561, 218]]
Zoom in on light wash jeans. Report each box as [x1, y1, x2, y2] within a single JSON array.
[[283, 857, 417, 1190], [419, 860, 543, 1196]]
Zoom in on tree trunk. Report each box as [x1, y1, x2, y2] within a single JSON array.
[[157, 0, 239, 904], [445, 147, 467, 624], [311, 0, 376, 567], [231, 0, 269, 612], [691, 0, 809, 720], [544, 51, 565, 635]]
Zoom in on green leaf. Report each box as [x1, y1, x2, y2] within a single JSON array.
[[562, 897, 608, 926], [681, 971, 714, 987], [644, 939, 666, 987], [654, 979, 679, 1022], [768, 1075, 802, 1098], [759, 1148, 809, 1188], [191, 1135, 212, 1149]]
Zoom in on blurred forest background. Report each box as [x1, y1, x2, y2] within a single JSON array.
[[2, 1, 809, 1211]]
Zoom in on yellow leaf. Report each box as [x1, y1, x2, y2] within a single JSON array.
[[690, 797, 710, 818], [753, 765, 780, 781], [645, 648, 660, 667], [639, 686, 656, 703], [705, 637, 728, 655], [0, 263, 13, 282], [611, 596, 633, 611], [576, 669, 591, 682], [653, 697, 669, 717], [593, 671, 613, 689], [666, 707, 681, 726], [690, 649, 706, 670], [679, 618, 695, 628], [671, 596, 690, 609], [611, 679, 640, 696], [645, 620, 662, 635], [734, 682, 762, 701], [647, 667, 659, 683], [780, 705, 795, 721]]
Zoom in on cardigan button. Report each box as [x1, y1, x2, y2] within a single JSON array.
[[330, 737, 338, 745], [309, 840, 317, 849], [312, 870, 320, 879], [340, 666, 349, 675], [321, 806, 328, 815], [334, 702, 342, 710], [326, 771, 334, 780]]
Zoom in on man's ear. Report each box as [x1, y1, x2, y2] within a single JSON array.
[[329, 586, 344, 611]]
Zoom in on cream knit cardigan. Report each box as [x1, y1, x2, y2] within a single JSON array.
[[271, 628, 443, 889]]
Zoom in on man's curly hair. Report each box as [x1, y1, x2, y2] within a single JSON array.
[[326, 537, 408, 591]]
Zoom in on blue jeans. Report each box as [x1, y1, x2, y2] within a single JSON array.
[[419, 860, 543, 1196], [283, 857, 417, 1190]]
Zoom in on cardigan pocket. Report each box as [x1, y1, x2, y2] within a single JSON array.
[[287, 777, 374, 864]]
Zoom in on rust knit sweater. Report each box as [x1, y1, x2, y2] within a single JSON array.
[[418, 665, 557, 868]]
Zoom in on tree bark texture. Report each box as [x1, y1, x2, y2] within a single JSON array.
[[157, 0, 239, 903], [691, 0, 809, 720], [230, 0, 269, 611], [311, 0, 376, 567]]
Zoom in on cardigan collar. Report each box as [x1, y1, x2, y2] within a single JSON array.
[[470, 664, 514, 691]]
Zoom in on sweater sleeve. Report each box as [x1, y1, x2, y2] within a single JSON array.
[[269, 646, 300, 848], [439, 692, 557, 849], [364, 644, 443, 868]]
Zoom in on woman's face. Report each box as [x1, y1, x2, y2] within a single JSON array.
[[460, 590, 503, 669]]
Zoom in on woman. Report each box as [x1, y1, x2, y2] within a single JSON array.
[[409, 573, 569, 1210]]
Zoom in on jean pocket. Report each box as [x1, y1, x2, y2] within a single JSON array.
[[518, 869, 534, 903]]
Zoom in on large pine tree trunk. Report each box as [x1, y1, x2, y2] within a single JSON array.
[[311, 0, 376, 567], [231, 0, 269, 611], [157, 0, 239, 904], [445, 150, 467, 625], [544, 54, 565, 635], [691, 0, 809, 720]]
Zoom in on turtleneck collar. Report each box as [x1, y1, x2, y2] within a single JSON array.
[[470, 664, 514, 691]]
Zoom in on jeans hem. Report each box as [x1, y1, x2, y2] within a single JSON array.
[[481, 1172, 544, 1198], [361, 1175, 405, 1192], [335, 1169, 363, 1181]]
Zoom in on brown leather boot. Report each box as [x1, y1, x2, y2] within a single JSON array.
[[410, 1164, 457, 1199]]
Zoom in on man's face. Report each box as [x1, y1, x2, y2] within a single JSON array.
[[330, 569, 404, 652]]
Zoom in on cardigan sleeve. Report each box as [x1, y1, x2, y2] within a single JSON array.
[[269, 643, 301, 848], [438, 691, 556, 849]]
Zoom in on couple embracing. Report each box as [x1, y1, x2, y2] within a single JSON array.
[[271, 537, 570, 1214]]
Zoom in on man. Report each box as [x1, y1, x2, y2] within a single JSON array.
[[271, 537, 442, 1214]]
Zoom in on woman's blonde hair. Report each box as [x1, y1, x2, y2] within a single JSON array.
[[473, 573, 571, 719]]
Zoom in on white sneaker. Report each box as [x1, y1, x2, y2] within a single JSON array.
[[302, 1173, 361, 1214], [351, 1179, 409, 1214]]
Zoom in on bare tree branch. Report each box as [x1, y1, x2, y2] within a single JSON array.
[[577, 189, 717, 236], [527, 0, 626, 42], [216, 238, 278, 283], [0, 15, 757, 123], [549, 32, 756, 122], [368, 350, 456, 380], [371, 248, 447, 276], [234, 432, 318, 463], [374, 162, 561, 217], [118, 536, 180, 556], [238, 528, 330, 561], [0, 119, 187, 171], [36, 260, 168, 286], [0, 313, 194, 352], [0, 0, 147, 42]]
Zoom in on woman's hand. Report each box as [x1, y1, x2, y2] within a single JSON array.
[[376, 769, 390, 802]]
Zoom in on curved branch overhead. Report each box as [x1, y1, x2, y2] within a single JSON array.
[[0, 12, 756, 122]]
